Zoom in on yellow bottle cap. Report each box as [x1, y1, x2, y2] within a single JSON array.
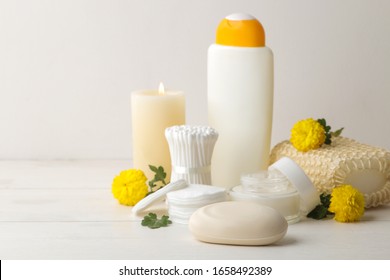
[[216, 13, 265, 47]]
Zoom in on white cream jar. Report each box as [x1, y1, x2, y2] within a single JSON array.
[[231, 170, 301, 223], [229, 157, 320, 223]]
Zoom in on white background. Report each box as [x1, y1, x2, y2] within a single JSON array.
[[1, 0, 389, 160]]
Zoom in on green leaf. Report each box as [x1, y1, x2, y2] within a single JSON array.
[[331, 127, 344, 137], [324, 135, 332, 145], [149, 165, 158, 173], [155, 166, 166, 180], [307, 193, 333, 220], [317, 119, 331, 131], [147, 165, 168, 193], [307, 205, 329, 220], [141, 213, 172, 229], [317, 118, 326, 127], [320, 193, 331, 209], [317, 118, 344, 146]]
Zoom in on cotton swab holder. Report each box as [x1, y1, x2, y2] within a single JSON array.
[[165, 125, 218, 184]]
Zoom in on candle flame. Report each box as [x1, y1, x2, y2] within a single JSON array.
[[158, 82, 165, 95]]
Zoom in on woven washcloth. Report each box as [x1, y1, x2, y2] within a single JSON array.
[[270, 137, 390, 208]]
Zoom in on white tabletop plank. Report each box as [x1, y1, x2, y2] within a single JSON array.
[[0, 160, 389, 260], [0, 189, 133, 222], [0, 160, 132, 189], [1, 214, 389, 260]]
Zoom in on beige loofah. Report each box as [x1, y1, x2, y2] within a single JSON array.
[[270, 137, 390, 208]]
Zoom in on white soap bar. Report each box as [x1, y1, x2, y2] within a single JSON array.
[[189, 201, 288, 246]]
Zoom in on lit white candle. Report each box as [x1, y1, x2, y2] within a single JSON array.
[[131, 83, 185, 180]]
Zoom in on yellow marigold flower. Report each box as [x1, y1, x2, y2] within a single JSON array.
[[328, 184, 365, 223], [290, 118, 326, 152], [112, 169, 148, 206]]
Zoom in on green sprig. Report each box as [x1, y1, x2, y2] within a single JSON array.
[[141, 213, 172, 229], [307, 193, 333, 220], [147, 165, 168, 194], [317, 118, 344, 145]]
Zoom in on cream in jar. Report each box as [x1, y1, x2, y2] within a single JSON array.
[[229, 157, 320, 224], [230, 170, 300, 223]]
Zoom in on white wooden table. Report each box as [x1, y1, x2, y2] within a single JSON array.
[[1, 160, 389, 260]]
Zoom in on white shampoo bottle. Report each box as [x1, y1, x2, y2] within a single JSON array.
[[208, 13, 274, 188]]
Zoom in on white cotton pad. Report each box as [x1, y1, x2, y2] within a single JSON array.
[[166, 184, 226, 205], [131, 179, 188, 214], [189, 201, 288, 246], [166, 184, 227, 224]]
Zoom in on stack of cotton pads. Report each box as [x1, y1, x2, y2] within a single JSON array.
[[166, 184, 227, 224]]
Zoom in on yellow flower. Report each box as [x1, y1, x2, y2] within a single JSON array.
[[112, 169, 148, 206], [328, 184, 365, 223], [290, 118, 326, 152]]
